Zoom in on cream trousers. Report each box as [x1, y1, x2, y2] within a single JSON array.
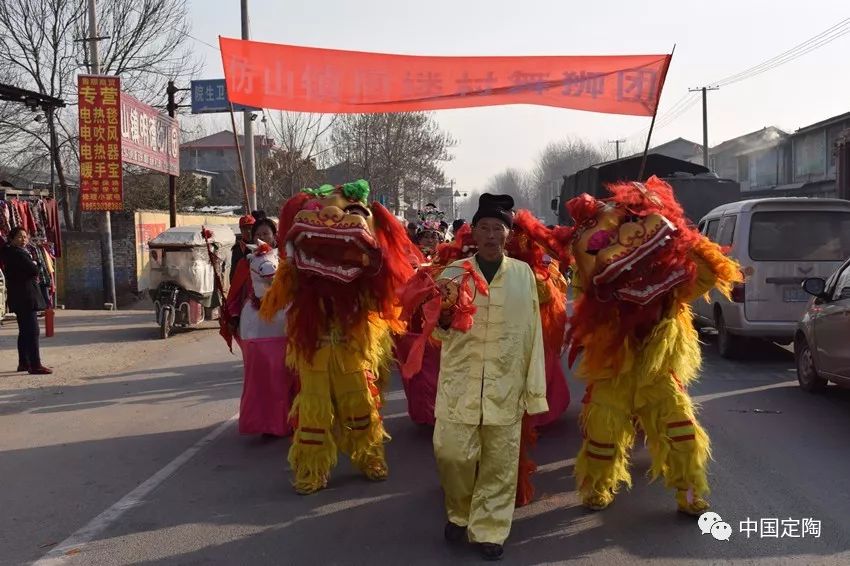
[[433, 418, 522, 545]]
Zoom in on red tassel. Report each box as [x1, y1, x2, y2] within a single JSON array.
[[515, 414, 538, 507]]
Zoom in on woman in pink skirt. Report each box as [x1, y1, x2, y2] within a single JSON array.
[[224, 219, 297, 436]]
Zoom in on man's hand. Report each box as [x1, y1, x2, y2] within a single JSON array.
[[438, 309, 453, 330]]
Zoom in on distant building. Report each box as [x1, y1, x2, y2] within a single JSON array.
[[708, 127, 788, 183], [647, 137, 704, 164], [179, 130, 276, 203], [706, 113, 850, 198], [318, 160, 355, 186]]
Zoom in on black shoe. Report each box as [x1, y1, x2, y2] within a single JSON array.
[[444, 522, 466, 544], [17, 363, 29, 372], [480, 543, 504, 561]]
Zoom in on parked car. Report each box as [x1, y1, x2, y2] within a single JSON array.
[[795, 257, 850, 391], [694, 198, 850, 358]]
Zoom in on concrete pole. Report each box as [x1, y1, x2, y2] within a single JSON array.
[[241, 0, 257, 211], [88, 0, 117, 310], [690, 86, 719, 169]]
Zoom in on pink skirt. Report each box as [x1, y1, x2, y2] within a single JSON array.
[[239, 337, 298, 436], [395, 333, 440, 426]]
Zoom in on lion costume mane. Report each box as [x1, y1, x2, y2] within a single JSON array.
[[555, 175, 741, 514], [261, 180, 414, 494]]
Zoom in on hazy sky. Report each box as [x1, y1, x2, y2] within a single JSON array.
[[187, 0, 850, 195]]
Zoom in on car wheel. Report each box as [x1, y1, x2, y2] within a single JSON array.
[[795, 337, 827, 393], [716, 311, 743, 359]]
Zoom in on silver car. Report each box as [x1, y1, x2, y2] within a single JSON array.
[[795, 257, 850, 392]]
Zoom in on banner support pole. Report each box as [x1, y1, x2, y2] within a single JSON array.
[[639, 45, 676, 182], [229, 103, 251, 215]]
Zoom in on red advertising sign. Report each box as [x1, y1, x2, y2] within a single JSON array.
[[120, 92, 180, 176], [78, 75, 123, 212], [220, 37, 671, 116]]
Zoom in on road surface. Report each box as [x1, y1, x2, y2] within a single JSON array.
[[1, 311, 849, 565]]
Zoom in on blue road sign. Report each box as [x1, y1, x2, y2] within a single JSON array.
[[190, 79, 261, 114]]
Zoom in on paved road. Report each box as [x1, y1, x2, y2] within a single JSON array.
[[2, 314, 850, 565]]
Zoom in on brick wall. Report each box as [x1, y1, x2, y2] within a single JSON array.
[[57, 232, 104, 309], [60, 210, 239, 309], [108, 212, 140, 306]]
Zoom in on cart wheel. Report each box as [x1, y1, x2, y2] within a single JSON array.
[[160, 308, 172, 339]]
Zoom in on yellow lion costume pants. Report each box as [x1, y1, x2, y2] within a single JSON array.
[[288, 342, 389, 494], [575, 307, 711, 514]]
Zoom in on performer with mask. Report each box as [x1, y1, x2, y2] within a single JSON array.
[[432, 193, 547, 561], [414, 203, 446, 262]]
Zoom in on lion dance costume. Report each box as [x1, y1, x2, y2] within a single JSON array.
[[554, 176, 741, 514], [260, 180, 414, 494]]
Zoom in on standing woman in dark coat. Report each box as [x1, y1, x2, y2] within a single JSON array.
[[1, 227, 51, 374]]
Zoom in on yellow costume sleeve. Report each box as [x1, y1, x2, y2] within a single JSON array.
[[524, 268, 549, 416]]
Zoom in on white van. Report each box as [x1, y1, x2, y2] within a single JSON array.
[[694, 198, 850, 358]]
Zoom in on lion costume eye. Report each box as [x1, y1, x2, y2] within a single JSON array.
[[345, 204, 370, 218]]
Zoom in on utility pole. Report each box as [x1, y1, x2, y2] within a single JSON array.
[[241, 0, 257, 212], [87, 0, 117, 310], [608, 139, 625, 160], [166, 81, 191, 227], [167, 82, 178, 228], [689, 86, 719, 169]]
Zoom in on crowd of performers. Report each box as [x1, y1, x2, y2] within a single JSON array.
[[217, 177, 741, 561]]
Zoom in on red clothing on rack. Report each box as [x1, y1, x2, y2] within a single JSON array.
[[43, 198, 62, 257]]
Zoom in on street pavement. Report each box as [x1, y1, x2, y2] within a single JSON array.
[[2, 311, 850, 565]]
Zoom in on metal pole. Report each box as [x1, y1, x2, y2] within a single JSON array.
[[241, 0, 257, 212], [639, 46, 676, 181], [609, 139, 625, 160], [87, 0, 117, 310], [702, 87, 708, 168], [167, 81, 177, 227], [48, 106, 56, 198], [229, 103, 251, 214]]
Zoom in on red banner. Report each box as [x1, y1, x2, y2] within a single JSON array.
[[220, 37, 671, 116], [78, 75, 123, 212], [120, 92, 180, 176]]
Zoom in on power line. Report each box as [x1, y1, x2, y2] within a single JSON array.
[[122, 3, 220, 52], [624, 16, 850, 141], [710, 18, 850, 87], [185, 32, 220, 52]]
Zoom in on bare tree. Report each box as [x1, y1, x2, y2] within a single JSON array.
[[485, 168, 534, 212], [255, 111, 336, 211], [0, 0, 201, 230], [122, 168, 208, 212], [330, 112, 455, 214], [529, 138, 605, 218]]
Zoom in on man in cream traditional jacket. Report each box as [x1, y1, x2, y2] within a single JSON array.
[[432, 193, 548, 561]]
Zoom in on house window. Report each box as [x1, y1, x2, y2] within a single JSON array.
[[737, 155, 749, 182], [751, 149, 779, 188], [794, 131, 826, 180], [827, 122, 849, 173]]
